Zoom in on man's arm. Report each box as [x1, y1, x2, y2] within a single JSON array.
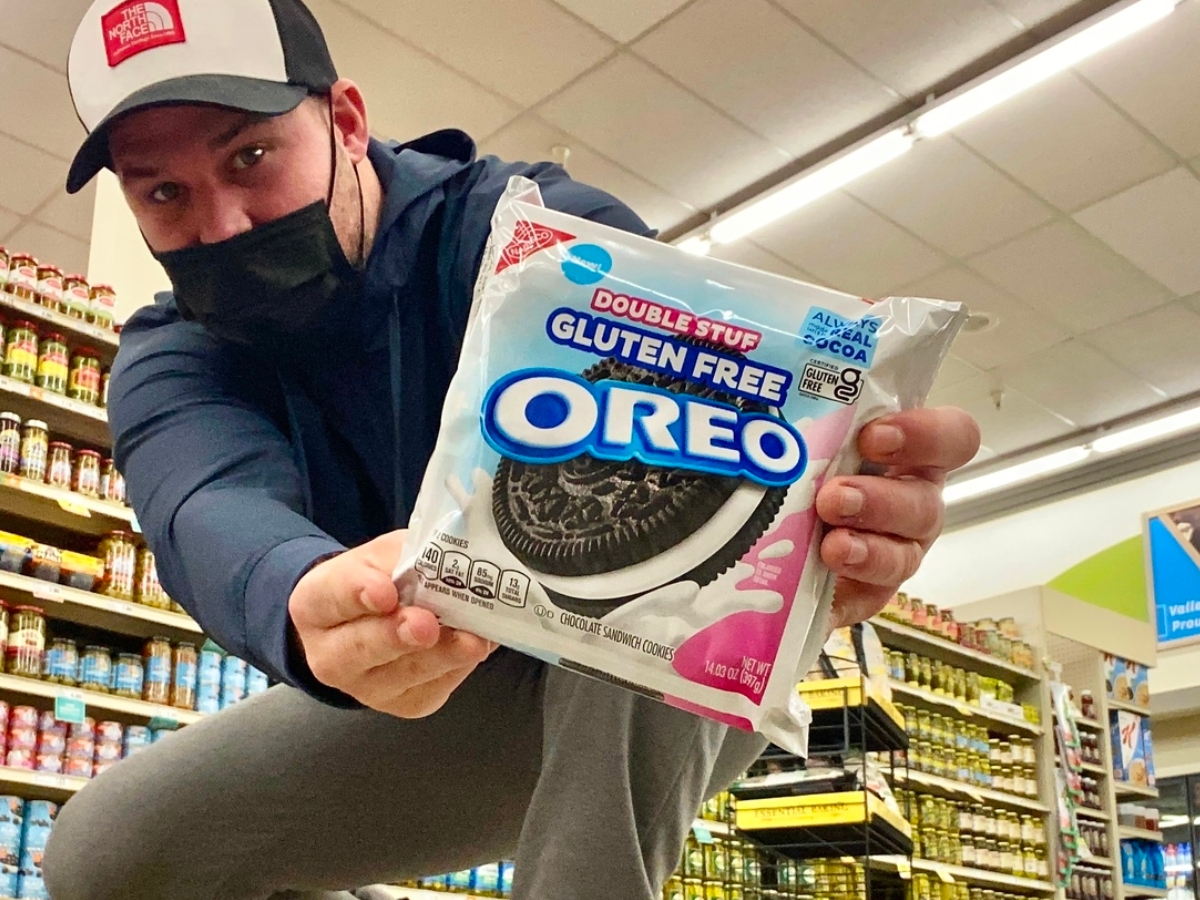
[[109, 301, 352, 704]]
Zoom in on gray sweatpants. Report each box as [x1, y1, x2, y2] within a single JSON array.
[[43, 648, 766, 900]]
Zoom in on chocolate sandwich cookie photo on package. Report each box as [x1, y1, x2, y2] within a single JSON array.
[[394, 177, 967, 754]]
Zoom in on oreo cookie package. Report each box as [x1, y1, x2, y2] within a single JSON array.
[[395, 177, 966, 753]]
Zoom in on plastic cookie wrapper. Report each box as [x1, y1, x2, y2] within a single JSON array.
[[395, 177, 966, 755]]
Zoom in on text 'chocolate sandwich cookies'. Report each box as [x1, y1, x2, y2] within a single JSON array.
[[395, 177, 966, 754]]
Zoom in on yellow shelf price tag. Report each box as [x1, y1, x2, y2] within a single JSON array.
[[57, 498, 92, 518], [933, 866, 956, 884], [896, 860, 912, 880]]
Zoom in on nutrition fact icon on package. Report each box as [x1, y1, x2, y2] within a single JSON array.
[[415, 541, 530, 607]]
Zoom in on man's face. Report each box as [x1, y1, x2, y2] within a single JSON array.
[[108, 100, 336, 254]]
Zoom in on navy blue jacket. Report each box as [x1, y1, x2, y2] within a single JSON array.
[[109, 131, 650, 706]]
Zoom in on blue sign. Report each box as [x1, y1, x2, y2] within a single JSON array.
[[1148, 515, 1200, 645], [54, 695, 86, 726]]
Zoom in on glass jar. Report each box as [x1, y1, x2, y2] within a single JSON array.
[[0, 601, 9, 665], [6, 605, 46, 679], [72, 449, 101, 498], [143, 636, 172, 704], [99, 458, 126, 505], [36, 333, 69, 395], [3, 320, 38, 383], [926, 603, 942, 636], [113, 653, 144, 700], [0, 246, 9, 288], [943, 609, 960, 643], [79, 645, 113, 693], [7, 255, 39, 302], [88, 285, 117, 330], [906, 652, 921, 685], [0, 412, 21, 474], [171, 642, 197, 710], [18, 419, 48, 482], [46, 442, 73, 489], [45, 637, 79, 686], [36, 265, 65, 313], [920, 656, 933, 689], [67, 349, 102, 405], [136, 547, 167, 609], [61, 274, 90, 319], [100, 370, 110, 408], [1080, 690, 1095, 720], [99, 530, 137, 600]]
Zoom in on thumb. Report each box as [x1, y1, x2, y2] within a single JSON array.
[[357, 529, 410, 575], [292, 553, 399, 630]]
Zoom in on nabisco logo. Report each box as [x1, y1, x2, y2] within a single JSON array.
[[102, 0, 186, 67], [495, 221, 576, 274]]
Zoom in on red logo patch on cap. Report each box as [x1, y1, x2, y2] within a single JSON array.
[[496, 222, 576, 274], [102, 0, 186, 67]]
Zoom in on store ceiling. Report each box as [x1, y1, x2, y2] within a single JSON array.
[[2, 0, 1199, 469]]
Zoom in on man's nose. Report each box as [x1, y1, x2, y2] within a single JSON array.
[[195, 196, 253, 245]]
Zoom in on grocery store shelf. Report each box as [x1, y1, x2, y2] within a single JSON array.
[[891, 769, 1049, 814], [1114, 782, 1160, 800], [889, 680, 1042, 735], [1122, 884, 1168, 898], [1078, 857, 1117, 870], [1077, 808, 1111, 822], [0, 765, 88, 802], [0, 473, 132, 535], [378, 889, 492, 900], [1110, 699, 1152, 716], [800, 676, 908, 753], [870, 856, 1055, 893], [0, 290, 119, 357], [737, 790, 912, 859], [1077, 717, 1105, 732], [0, 374, 110, 447], [0, 672, 201, 726], [1080, 762, 1108, 776], [1119, 825, 1164, 843], [0, 569, 200, 641], [872, 617, 1039, 681], [693, 819, 732, 836]]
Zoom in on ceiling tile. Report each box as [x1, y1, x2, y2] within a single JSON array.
[[4, 221, 89, 276], [772, 0, 1020, 99], [1074, 167, 1200, 298], [36, 183, 95, 244], [0, 208, 22, 242], [307, 0, 518, 142], [1083, 301, 1200, 399], [932, 353, 984, 394], [1188, 292, 1200, 319], [0, 135, 65, 216], [0, 0, 93, 73], [708, 239, 818, 283], [750, 192, 946, 298], [633, 0, 895, 157], [847, 137, 1053, 257], [967, 219, 1172, 333], [986, 0, 1078, 28], [954, 73, 1176, 213], [928, 373, 1073, 457], [996, 339, 1164, 428], [0, 48, 83, 160], [551, 0, 691, 42], [1076, 0, 1200, 158], [539, 54, 791, 209], [335, 0, 614, 106], [480, 115, 695, 233], [898, 266, 1069, 370]]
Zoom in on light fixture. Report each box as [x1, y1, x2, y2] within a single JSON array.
[[916, 0, 1178, 137], [678, 236, 712, 256], [943, 446, 1092, 504], [707, 129, 914, 244], [1093, 404, 1200, 454]]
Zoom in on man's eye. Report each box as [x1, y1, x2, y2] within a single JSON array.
[[232, 147, 266, 171], [149, 183, 180, 204]]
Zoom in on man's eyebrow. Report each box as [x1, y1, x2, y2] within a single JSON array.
[[208, 112, 273, 151]]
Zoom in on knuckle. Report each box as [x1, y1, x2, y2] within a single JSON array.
[[898, 540, 925, 583]]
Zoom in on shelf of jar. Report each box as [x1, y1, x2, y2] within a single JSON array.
[[869, 856, 1056, 893], [0, 672, 201, 727], [1077, 808, 1111, 822], [1076, 718, 1105, 732], [1110, 699, 1152, 716], [888, 681, 1042, 735], [1122, 884, 1168, 898], [872, 617, 1039, 682], [0, 765, 88, 802], [0, 568, 200, 641], [1114, 783, 1160, 801], [890, 769, 1050, 814], [1119, 826, 1164, 843], [0, 374, 109, 448], [1077, 857, 1117, 870], [0, 473, 133, 536], [1081, 762, 1108, 776], [0, 290, 119, 358]]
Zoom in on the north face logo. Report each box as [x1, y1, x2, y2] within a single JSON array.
[[496, 222, 576, 274], [102, 0, 186, 67]]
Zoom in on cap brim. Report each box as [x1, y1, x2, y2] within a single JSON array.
[[67, 75, 310, 194]]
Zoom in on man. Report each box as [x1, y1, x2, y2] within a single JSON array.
[[45, 1, 980, 898]]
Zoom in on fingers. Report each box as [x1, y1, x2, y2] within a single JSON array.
[[292, 560, 400, 630], [370, 664, 482, 720], [829, 580, 897, 630], [859, 407, 981, 476], [305, 606, 441, 686], [350, 629, 493, 715], [817, 474, 944, 544], [821, 528, 924, 587]]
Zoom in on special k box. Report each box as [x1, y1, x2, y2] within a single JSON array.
[[1111, 709, 1149, 786]]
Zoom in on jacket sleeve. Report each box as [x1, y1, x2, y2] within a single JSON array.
[[109, 301, 356, 707]]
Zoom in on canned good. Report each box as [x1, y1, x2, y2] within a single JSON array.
[[246, 666, 269, 697], [3, 320, 38, 384], [92, 760, 118, 777], [0, 413, 21, 474], [89, 285, 117, 330], [45, 638, 79, 686], [64, 756, 93, 778], [18, 419, 48, 482], [67, 349, 102, 406], [171, 642, 197, 710], [113, 652, 144, 700], [68, 717, 95, 739], [94, 740, 123, 762], [5, 748, 33, 770], [36, 732, 65, 757], [7, 726, 36, 751], [221, 654, 247, 708], [95, 720, 122, 743], [6, 606, 45, 679], [99, 458, 126, 505], [10, 706, 37, 729], [72, 449, 101, 498], [80, 645, 113, 693], [36, 265, 65, 313], [46, 441, 73, 489], [63, 274, 90, 319], [99, 530, 137, 600], [123, 725, 151, 758], [36, 332, 69, 394], [143, 636, 172, 704], [197, 648, 222, 714], [7, 255, 38, 302], [65, 734, 94, 763]]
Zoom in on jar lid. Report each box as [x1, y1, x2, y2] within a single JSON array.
[[64, 273, 88, 282], [72, 346, 98, 357], [0, 412, 21, 423], [12, 320, 39, 331], [25, 420, 47, 430], [48, 441, 72, 450], [108, 530, 132, 538], [77, 449, 101, 458], [12, 605, 43, 614], [84, 645, 110, 652], [37, 264, 62, 273], [11, 253, 38, 262], [118, 652, 141, 660], [90, 284, 115, 293], [42, 332, 67, 343]]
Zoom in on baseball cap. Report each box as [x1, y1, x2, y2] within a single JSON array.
[[66, 0, 338, 194]]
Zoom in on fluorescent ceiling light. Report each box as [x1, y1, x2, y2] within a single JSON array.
[[943, 446, 1092, 505], [916, 0, 1177, 137], [678, 236, 712, 256], [1093, 405, 1200, 454], [709, 130, 914, 244]]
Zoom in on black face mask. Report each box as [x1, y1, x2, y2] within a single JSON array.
[[153, 98, 365, 355]]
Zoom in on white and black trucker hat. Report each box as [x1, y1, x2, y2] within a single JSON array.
[[66, 0, 338, 194]]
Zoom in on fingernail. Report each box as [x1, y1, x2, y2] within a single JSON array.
[[838, 487, 865, 518], [844, 536, 869, 566], [397, 620, 417, 645], [872, 424, 905, 455]]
